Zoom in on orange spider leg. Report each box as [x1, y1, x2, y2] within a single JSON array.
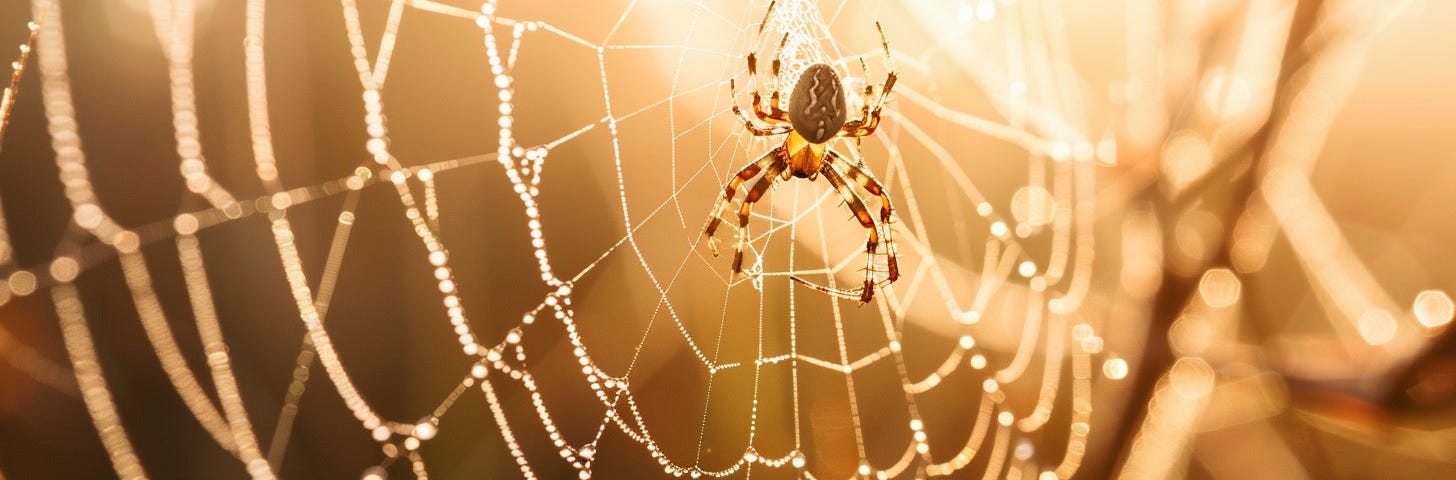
[[819, 163, 881, 302], [840, 57, 876, 136], [828, 151, 898, 282], [746, 1, 789, 125], [765, 33, 791, 122], [730, 156, 788, 277], [840, 22, 898, 138], [731, 79, 793, 135], [705, 148, 782, 255], [873, 21, 898, 107], [746, 35, 792, 124]]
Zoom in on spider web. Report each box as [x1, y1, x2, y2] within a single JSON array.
[[0, 0, 1122, 478]]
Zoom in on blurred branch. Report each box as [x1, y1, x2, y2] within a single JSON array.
[[1096, 0, 1330, 477]]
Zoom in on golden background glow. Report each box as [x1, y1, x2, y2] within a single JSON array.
[[0, 0, 1453, 479]]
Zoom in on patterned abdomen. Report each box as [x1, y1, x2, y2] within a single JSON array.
[[788, 63, 847, 144]]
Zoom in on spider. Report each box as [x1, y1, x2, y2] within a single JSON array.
[[703, 6, 899, 303]]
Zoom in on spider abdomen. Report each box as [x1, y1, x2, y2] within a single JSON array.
[[788, 63, 847, 144]]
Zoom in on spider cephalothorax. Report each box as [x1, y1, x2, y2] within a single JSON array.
[[703, 5, 899, 303]]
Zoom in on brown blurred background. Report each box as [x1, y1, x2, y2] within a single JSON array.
[[0, 0, 1454, 479]]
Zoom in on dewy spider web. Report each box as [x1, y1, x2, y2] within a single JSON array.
[[0, 0, 1121, 478]]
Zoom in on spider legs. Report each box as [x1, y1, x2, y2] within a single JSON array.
[[729, 158, 787, 277], [874, 21, 898, 99], [705, 148, 791, 278], [705, 148, 781, 255], [839, 22, 898, 138], [827, 152, 898, 282], [819, 164, 882, 303], [731, 29, 790, 133], [744, 0, 790, 125], [742, 35, 791, 125], [846, 56, 877, 143], [730, 79, 792, 136]]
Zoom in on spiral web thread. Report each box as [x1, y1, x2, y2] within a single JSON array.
[[0, 0, 1121, 478]]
